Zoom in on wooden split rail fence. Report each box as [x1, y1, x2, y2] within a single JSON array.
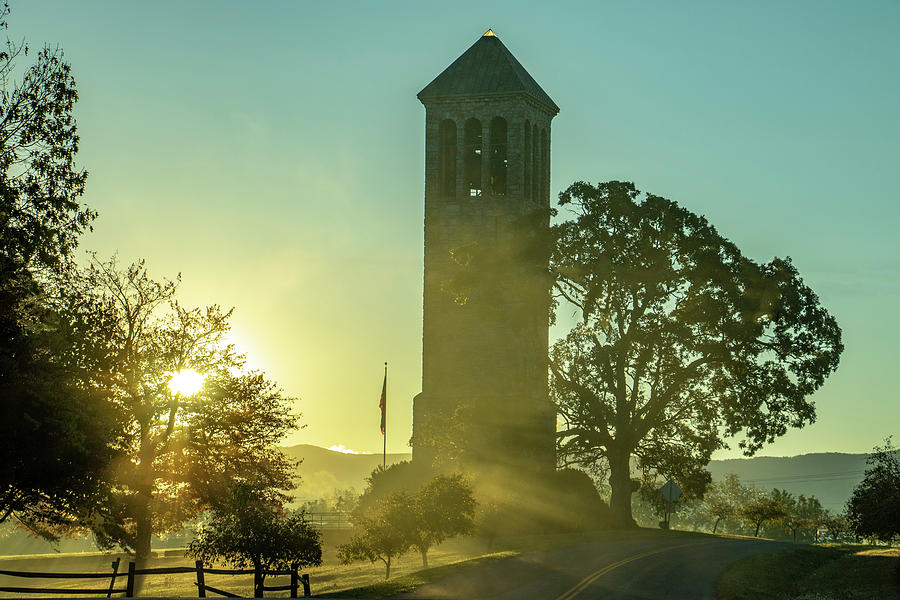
[[0, 557, 311, 597]]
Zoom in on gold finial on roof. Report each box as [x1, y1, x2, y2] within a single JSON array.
[[483, 29, 496, 37]]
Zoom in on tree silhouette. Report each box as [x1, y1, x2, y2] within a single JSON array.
[[846, 438, 900, 541], [551, 181, 843, 526], [0, 2, 115, 534]]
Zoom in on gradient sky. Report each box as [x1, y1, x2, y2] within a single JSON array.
[[13, 1, 899, 458]]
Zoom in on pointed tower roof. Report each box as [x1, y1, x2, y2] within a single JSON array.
[[418, 30, 559, 114]]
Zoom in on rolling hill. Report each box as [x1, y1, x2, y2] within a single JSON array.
[[285, 444, 411, 500], [0, 445, 875, 555], [286, 444, 870, 512]]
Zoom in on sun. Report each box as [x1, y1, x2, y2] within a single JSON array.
[[168, 369, 206, 397]]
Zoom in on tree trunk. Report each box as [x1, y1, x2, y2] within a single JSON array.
[[134, 497, 152, 561], [384, 557, 391, 580], [608, 447, 635, 527], [134, 421, 154, 563], [754, 521, 762, 537], [713, 517, 721, 534], [254, 562, 264, 598], [421, 549, 428, 568]]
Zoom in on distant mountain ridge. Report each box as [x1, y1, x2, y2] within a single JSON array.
[[707, 452, 872, 511], [287, 444, 871, 512]]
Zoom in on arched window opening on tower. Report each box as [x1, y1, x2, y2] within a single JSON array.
[[541, 128, 548, 201], [438, 119, 457, 198], [532, 123, 540, 202], [489, 117, 508, 196], [464, 118, 483, 197], [523, 120, 531, 199]]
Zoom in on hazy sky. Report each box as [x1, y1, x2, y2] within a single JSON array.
[[13, 1, 899, 458]]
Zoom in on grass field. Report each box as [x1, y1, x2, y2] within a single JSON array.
[[0, 528, 692, 598], [717, 543, 900, 600]]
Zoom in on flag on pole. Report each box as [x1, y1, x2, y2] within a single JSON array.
[[379, 365, 387, 435]]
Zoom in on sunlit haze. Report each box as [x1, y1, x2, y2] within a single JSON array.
[[14, 1, 899, 459], [167, 369, 206, 398]]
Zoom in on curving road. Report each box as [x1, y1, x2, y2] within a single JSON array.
[[394, 535, 783, 600]]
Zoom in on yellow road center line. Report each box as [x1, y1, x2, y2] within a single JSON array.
[[553, 540, 717, 600]]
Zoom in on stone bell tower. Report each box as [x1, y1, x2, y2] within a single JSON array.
[[412, 30, 559, 477]]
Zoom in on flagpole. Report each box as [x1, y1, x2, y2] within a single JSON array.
[[382, 362, 387, 470]]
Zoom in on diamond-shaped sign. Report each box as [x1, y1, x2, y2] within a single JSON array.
[[660, 480, 682, 502]]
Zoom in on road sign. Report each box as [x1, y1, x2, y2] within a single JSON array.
[[660, 480, 682, 502]]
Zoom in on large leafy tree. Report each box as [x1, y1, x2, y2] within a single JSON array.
[[66, 256, 298, 561], [846, 438, 900, 542], [0, 3, 117, 533], [551, 181, 842, 526]]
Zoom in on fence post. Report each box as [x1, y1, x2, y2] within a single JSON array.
[[195, 560, 206, 598], [126, 561, 136, 597], [107, 557, 121, 598], [301, 574, 310, 598], [290, 567, 298, 598]]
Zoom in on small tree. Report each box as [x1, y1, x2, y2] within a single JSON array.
[[338, 491, 417, 579], [775, 490, 804, 541], [189, 484, 322, 597], [706, 497, 733, 535], [821, 510, 851, 543], [785, 494, 824, 542], [846, 438, 900, 542], [740, 491, 788, 537], [412, 474, 476, 568], [339, 473, 477, 575], [701, 474, 754, 534]]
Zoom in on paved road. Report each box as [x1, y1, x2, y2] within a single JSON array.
[[394, 535, 782, 600]]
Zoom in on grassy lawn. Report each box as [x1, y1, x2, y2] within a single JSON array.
[[717, 544, 900, 600], [0, 527, 697, 598]]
